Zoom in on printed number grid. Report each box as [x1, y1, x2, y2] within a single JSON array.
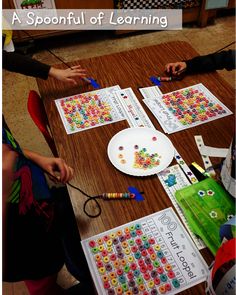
[[87, 219, 184, 295]]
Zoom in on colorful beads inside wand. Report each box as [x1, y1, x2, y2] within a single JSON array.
[[101, 193, 135, 199]]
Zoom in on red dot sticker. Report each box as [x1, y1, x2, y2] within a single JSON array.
[[89, 240, 96, 247]]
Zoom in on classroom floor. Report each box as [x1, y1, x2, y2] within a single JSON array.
[[2, 15, 235, 295]]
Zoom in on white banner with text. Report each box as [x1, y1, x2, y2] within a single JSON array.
[[3, 9, 182, 30]]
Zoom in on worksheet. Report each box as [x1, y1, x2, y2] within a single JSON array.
[[143, 83, 232, 134], [55, 86, 126, 134], [114, 88, 155, 129], [82, 207, 208, 295], [139, 86, 163, 99]]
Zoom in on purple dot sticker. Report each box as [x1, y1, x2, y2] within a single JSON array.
[[134, 145, 139, 149], [152, 136, 157, 141], [119, 146, 124, 151]]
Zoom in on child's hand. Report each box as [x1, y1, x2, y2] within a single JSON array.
[[41, 157, 74, 183], [49, 65, 87, 85], [165, 62, 187, 76]]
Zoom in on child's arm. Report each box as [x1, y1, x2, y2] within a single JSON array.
[[185, 50, 235, 73], [3, 51, 87, 84], [23, 149, 74, 183], [2, 144, 18, 223]]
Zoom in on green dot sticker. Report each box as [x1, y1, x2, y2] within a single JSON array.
[[130, 225, 135, 231], [92, 247, 99, 254], [136, 277, 143, 285], [153, 260, 160, 267], [122, 283, 128, 291], [129, 240, 135, 246]]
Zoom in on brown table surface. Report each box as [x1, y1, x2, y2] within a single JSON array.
[[37, 41, 235, 294]]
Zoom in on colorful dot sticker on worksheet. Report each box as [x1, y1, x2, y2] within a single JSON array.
[[81, 207, 208, 295], [142, 83, 232, 134], [55, 86, 126, 134]]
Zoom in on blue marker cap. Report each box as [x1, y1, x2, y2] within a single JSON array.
[[83, 77, 100, 89], [150, 76, 161, 86], [128, 186, 144, 201], [88, 77, 100, 89]]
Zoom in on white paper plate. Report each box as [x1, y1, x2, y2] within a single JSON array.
[[107, 127, 174, 176]]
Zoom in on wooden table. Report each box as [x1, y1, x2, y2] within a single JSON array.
[[37, 41, 235, 294]]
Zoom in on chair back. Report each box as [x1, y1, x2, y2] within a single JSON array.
[[27, 90, 58, 157]]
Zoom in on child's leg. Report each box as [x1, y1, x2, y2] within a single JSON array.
[[52, 187, 92, 281], [24, 274, 65, 295]]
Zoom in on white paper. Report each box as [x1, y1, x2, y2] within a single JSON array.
[[139, 85, 163, 99], [194, 136, 216, 176], [199, 146, 228, 158], [115, 88, 155, 129], [174, 149, 198, 184], [55, 85, 126, 134], [82, 207, 208, 295], [143, 83, 233, 134]]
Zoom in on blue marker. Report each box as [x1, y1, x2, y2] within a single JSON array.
[[83, 77, 100, 89]]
